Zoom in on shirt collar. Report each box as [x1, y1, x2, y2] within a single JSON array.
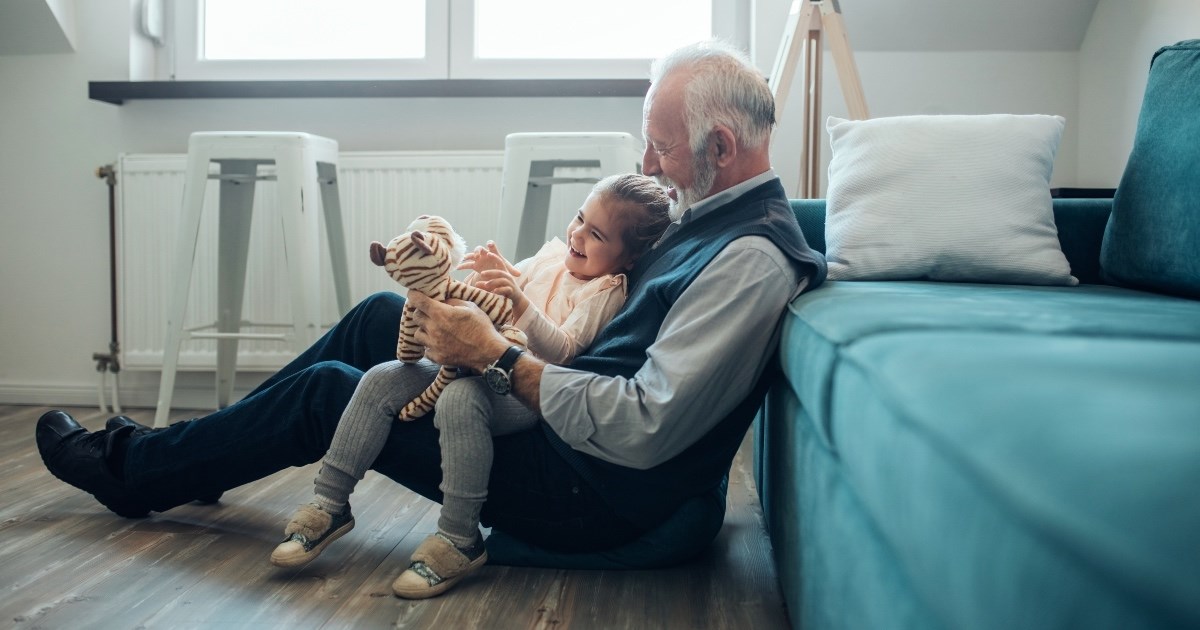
[[651, 169, 779, 250]]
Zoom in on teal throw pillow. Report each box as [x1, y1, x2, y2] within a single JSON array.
[[1100, 40, 1200, 298]]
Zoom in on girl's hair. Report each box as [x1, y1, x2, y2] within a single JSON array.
[[591, 173, 673, 258]]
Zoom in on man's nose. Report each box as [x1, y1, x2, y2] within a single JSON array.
[[642, 146, 661, 176]]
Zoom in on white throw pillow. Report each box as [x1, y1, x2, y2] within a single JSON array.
[[824, 114, 1078, 286]]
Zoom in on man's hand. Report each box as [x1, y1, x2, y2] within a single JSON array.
[[407, 291, 546, 410], [407, 292, 509, 371]]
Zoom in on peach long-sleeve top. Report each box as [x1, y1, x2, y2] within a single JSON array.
[[470, 238, 627, 365]]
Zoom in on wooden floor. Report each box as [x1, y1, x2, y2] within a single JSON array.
[[1, 405, 790, 629]]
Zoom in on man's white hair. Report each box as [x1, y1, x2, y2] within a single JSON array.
[[648, 39, 776, 156]]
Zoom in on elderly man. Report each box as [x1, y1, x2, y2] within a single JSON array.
[[36, 39, 825, 596]]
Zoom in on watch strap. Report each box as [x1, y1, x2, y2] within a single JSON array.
[[494, 345, 524, 371]]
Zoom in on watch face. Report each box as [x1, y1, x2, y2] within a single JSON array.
[[483, 366, 511, 395]]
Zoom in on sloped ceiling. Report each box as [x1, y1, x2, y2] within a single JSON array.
[[0, 0, 77, 55], [836, 0, 1101, 51]]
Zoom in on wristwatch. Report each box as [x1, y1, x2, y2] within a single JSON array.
[[483, 345, 524, 395]]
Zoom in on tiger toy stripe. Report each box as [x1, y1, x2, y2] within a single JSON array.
[[370, 215, 528, 420]]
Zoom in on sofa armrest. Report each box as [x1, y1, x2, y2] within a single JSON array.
[[788, 198, 1114, 285]]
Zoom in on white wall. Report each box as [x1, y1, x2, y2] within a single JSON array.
[[1077, 0, 1200, 187], [767, 49, 1081, 197], [0, 0, 1191, 408], [754, 0, 1086, 197], [0, 1, 125, 405]]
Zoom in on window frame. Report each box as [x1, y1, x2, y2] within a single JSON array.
[[168, 0, 744, 82]]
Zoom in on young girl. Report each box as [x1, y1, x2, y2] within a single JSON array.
[[270, 173, 671, 598]]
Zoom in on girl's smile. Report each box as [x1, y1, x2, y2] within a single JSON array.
[[563, 192, 636, 280]]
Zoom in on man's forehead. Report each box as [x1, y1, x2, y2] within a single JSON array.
[[643, 84, 683, 133]]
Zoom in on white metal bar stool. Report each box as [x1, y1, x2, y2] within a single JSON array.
[[154, 131, 352, 427], [496, 132, 643, 261]]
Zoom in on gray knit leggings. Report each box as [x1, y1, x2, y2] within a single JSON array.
[[312, 359, 538, 547]]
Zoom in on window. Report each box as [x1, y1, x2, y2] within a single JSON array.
[[172, 0, 448, 80], [167, 0, 742, 81], [202, 0, 426, 61]]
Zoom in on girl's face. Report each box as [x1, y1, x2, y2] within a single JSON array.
[[563, 192, 635, 280]]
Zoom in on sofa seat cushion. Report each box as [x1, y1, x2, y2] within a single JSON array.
[[778, 281, 1200, 627], [782, 280, 1200, 448]]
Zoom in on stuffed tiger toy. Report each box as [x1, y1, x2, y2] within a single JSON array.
[[370, 215, 528, 420]]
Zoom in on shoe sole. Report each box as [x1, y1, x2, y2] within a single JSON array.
[[270, 518, 355, 568], [392, 550, 488, 599]]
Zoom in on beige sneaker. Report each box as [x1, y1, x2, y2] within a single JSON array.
[[392, 533, 487, 599], [270, 503, 354, 568]]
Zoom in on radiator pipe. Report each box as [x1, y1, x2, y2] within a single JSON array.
[[93, 164, 121, 413]]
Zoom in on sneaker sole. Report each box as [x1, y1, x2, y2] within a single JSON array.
[[392, 550, 488, 599], [270, 518, 355, 568]]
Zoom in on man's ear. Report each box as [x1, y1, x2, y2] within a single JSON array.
[[711, 125, 738, 168]]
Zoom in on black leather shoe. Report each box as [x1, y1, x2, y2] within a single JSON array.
[[104, 416, 223, 505], [36, 410, 151, 518], [105, 415, 156, 437]]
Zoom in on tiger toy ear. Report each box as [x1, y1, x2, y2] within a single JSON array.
[[410, 231, 434, 255], [369, 241, 387, 266]]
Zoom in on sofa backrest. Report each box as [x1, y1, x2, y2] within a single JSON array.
[[789, 198, 1114, 285]]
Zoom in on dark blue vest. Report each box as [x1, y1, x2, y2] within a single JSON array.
[[544, 178, 827, 528]]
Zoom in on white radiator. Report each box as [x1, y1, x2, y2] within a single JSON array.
[[116, 151, 599, 371]]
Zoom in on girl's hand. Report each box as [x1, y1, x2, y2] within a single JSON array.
[[475, 269, 530, 320], [457, 241, 521, 276]]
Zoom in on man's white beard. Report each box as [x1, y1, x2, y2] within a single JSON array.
[[665, 150, 718, 220]]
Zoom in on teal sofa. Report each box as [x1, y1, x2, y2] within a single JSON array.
[[756, 41, 1200, 629]]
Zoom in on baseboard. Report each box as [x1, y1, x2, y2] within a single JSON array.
[[0, 381, 254, 412]]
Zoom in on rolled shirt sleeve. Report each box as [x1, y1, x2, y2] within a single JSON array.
[[539, 235, 807, 469]]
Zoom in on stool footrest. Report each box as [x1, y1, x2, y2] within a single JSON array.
[[528, 176, 601, 187], [188, 332, 289, 341], [208, 174, 277, 183]]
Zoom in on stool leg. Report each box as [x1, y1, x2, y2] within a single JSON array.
[[517, 161, 556, 261], [277, 152, 323, 353], [317, 161, 351, 317], [155, 152, 210, 427], [214, 159, 258, 409], [496, 148, 531, 260]]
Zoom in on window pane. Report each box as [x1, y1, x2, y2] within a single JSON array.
[[203, 0, 425, 60], [474, 0, 711, 60]]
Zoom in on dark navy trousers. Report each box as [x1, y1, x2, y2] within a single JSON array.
[[123, 292, 639, 551]]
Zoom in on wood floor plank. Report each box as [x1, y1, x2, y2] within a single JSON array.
[[1, 405, 791, 629]]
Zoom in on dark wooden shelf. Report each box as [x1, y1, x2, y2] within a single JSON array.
[[88, 79, 650, 105]]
